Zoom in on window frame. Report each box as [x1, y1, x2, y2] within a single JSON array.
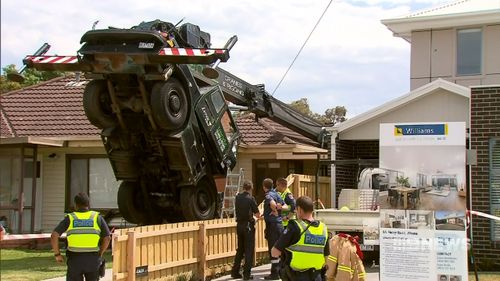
[[456, 28, 483, 76], [65, 154, 117, 212]]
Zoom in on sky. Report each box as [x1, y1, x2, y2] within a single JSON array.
[[1, 0, 451, 117]]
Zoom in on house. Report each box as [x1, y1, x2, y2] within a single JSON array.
[[328, 78, 470, 206], [0, 75, 325, 234], [381, 0, 500, 268]]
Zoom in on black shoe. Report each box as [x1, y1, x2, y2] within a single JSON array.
[[231, 272, 242, 279], [243, 275, 253, 280], [263, 275, 280, 280]]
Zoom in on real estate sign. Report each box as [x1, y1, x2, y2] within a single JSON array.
[[379, 122, 468, 281]]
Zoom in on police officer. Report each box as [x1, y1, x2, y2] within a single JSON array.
[[231, 180, 261, 280], [262, 178, 285, 280], [51, 193, 111, 281], [271, 196, 329, 281], [275, 178, 296, 228]]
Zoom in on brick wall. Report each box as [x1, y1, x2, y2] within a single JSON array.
[[335, 140, 355, 202], [354, 140, 379, 159], [334, 139, 379, 207], [470, 86, 500, 268]]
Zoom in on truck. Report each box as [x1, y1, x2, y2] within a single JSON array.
[[22, 19, 328, 225], [313, 167, 403, 263], [357, 167, 403, 192]]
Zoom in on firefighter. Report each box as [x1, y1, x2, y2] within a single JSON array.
[[271, 196, 329, 281], [325, 233, 366, 281], [231, 180, 261, 280], [51, 193, 111, 281], [262, 178, 285, 280], [275, 178, 296, 228]]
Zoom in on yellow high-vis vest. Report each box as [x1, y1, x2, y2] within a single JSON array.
[[278, 188, 295, 227], [67, 211, 101, 253], [286, 219, 328, 271]]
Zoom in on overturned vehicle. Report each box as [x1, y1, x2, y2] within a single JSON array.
[[24, 20, 240, 224], [23, 19, 329, 225]]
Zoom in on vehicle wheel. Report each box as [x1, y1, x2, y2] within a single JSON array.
[[83, 80, 116, 129], [117, 181, 146, 224], [180, 179, 217, 221], [150, 78, 189, 131]]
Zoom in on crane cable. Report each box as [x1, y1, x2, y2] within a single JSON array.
[[271, 0, 334, 96]]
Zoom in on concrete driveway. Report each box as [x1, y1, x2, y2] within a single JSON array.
[[44, 264, 380, 281], [214, 263, 380, 281]]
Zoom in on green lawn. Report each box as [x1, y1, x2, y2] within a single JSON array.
[[0, 249, 112, 281], [469, 274, 500, 281], [1, 249, 498, 281]]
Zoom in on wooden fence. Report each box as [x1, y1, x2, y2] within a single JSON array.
[[111, 174, 330, 280], [286, 174, 331, 208], [112, 218, 268, 281]]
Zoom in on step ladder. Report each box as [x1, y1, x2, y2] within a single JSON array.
[[220, 168, 244, 218]]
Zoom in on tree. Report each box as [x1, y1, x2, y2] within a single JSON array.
[[288, 98, 347, 126], [322, 106, 347, 125], [289, 98, 314, 117], [1, 64, 65, 94]]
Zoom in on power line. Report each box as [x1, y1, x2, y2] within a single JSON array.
[[271, 0, 334, 96]]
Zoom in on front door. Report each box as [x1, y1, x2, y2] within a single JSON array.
[[253, 160, 287, 204]]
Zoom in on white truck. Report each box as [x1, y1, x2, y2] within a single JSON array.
[[357, 167, 403, 191], [314, 208, 380, 264], [313, 167, 404, 264]]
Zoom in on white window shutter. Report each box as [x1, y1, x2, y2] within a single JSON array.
[[490, 139, 500, 241]]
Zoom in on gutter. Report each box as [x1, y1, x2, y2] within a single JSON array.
[[0, 136, 65, 147]]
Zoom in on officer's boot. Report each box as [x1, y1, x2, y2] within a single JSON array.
[[264, 258, 280, 280], [231, 266, 242, 279]]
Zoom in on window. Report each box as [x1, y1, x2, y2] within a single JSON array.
[[67, 156, 121, 211], [490, 139, 500, 241], [457, 29, 482, 76]]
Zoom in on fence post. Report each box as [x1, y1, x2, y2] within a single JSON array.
[[112, 232, 118, 279], [127, 230, 136, 281], [254, 221, 258, 266], [198, 222, 207, 280], [293, 174, 299, 197]]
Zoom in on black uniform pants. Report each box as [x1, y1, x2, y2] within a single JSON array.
[[66, 253, 101, 281], [265, 221, 283, 276], [281, 265, 322, 281], [232, 222, 255, 276]]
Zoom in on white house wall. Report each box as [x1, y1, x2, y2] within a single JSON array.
[[484, 24, 500, 75], [410, 24, 500, 90], [339, 89, 469, 140], [39, 146, 106, 232]]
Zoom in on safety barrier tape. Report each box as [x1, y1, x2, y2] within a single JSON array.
[[1, 233, 66, 241], [469, 210, 500, 221]]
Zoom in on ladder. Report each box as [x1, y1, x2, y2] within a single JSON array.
[[220, 168, 244, 218]]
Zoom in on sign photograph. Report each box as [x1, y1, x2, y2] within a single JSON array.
[[379, 122, 468, 281]]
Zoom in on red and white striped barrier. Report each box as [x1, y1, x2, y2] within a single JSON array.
[[24, 56, 78, 64], [469, 210, 500, 221], [158, 48, 225, 56], [1, 233, 66, 241]]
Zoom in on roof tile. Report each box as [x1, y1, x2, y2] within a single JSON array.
[[1, 75, 99, 137], [1, 76, 318, 147]]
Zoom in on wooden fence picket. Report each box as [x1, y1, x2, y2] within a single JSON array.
[[112, 174, 328, 280]]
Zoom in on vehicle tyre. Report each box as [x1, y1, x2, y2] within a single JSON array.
[[180, 179, 217, 221], [150, 78, 189, 131], [83, 80, 116, 129], [117, 181, 146, 224]]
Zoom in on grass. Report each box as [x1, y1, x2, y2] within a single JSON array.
[[469, 273, 500, 281], [0, 249, 112, 281], [1, 249, 498, 281]]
